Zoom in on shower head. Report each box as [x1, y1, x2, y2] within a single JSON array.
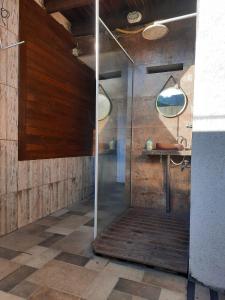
[[142, 23, 169, 41]]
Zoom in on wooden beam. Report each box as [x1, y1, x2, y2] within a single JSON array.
[[44, 0, 93, 13]]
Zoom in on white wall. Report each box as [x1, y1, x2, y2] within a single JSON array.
[[190, 0, 225, 291]]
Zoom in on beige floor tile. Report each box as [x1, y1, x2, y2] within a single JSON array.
[[104, 262, 144, 282], [29, 287, 81, 300], [35, 216, 59, 227], [0, 291, 25, 300], [195, 283, 210, 300], [143, 268, 187, 293], [75, 225, 93, 233], [12, 253, 32, 265], [57, 215, 91, 230], [46, 226, 75, 236], [52, 230, 93, 255], [25, 248, 61, 269], [51, 208, 69, 217], [82, 269, 119, 300], [85, 256, 109, 271], [0, 258, 20, 280], [27, 259, 98, 297], [26, 246, 48, 256], [0, 232, 45, 252], [159, 288, 186, 300]]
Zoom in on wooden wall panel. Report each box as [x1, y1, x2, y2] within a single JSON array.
[[19, 0, 95, 160]]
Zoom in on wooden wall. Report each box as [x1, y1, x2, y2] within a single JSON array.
[[19, 0, 95, 160]]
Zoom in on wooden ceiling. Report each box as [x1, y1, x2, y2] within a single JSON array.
[[44, 0, 197, 36]]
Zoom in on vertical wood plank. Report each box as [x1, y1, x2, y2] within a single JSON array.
[[29, 187, 43, 223], [6, 86, 18, 141], [6, 141, 18, 193], [6, 192, 18, 233], [29, 160, 43, 188], [0, 84, 7, 139], [0, 27, 8, 85], [6, 0, 19, 36], [7, 31, 18, 89], [17, 189, 30, 228], [0, 141, 7, 196], [0, 195, 6, 235], [42, 159, 51, 185], [18, 161, 29, 191], [41, 184, 51, 217]]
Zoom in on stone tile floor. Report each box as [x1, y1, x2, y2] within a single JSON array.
[[0, 202, 224, 300]]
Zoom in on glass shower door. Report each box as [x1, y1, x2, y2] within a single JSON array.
[[95, 19, 134, 235]]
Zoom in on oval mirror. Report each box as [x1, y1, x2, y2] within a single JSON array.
[[98, 93, 112, 121], [156, 87, 187, 118]]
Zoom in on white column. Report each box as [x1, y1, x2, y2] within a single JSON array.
[[190, 0, 225, 291]]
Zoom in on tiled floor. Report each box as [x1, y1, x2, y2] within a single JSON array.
[[0, 202, 224, 300]]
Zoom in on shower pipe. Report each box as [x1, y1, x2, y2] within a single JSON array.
[[156, 12, 197, 25], [99, 17, 135, 64]]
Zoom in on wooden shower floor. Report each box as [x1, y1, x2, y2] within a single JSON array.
[[93, 207, 189, 274]]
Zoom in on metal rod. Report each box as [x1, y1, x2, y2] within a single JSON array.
[[94, 0, 99, 239], [99, 17, 135, 64], [156, 13, 197, 25], [0, 40, 25, 50]]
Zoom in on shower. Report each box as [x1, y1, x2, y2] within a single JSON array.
[[116, 12, 197, 40]]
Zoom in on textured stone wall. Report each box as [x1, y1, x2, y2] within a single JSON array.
[[0, 0, 94, 236], [121, 20, 196, 214]]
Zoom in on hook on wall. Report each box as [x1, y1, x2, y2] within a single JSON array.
[[0, 39, 25, 50]]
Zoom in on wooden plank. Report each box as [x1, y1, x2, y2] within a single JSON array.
[[93, 208, 189, 274]]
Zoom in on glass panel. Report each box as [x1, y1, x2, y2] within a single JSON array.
[[97, 21, 133, 234]]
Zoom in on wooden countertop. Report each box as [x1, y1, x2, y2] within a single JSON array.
[[143, 149, 192, 156]]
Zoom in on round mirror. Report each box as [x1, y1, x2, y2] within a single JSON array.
[[156, 87, 187, 118], [98, 93, 112, 121]]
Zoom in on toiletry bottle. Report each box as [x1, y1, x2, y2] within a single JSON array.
[[109, 138, 116, 151], [146, 138, 153, 151]]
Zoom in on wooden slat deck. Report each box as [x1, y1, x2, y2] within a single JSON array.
[[93, 208, 189, 274]]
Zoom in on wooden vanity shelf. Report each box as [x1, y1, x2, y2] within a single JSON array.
[[143, 149, 192, 157]]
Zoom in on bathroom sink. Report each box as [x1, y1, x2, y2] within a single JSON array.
[[155, 143, 184, 151]]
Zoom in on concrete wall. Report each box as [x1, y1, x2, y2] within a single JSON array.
[[120, 20, 196, 214], [0, 0, 94, 236], [189, 0, 225, 291]]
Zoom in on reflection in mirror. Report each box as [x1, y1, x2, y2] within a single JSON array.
[[98, 93, 112, 121], [156, 87, 187, 118]]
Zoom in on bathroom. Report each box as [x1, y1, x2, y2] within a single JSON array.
[[0, 0, 225, 299]]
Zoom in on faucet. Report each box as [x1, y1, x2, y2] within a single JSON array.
[[176, 136, 187, 149]]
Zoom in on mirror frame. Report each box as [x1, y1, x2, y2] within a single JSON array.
[[155, 87, 187, 118], [98, 84, 112, 121]]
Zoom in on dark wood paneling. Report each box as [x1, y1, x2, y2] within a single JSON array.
[[19, 0, 95, 160]]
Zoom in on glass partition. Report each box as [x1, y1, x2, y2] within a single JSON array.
[[95, 19, 134, 235]]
